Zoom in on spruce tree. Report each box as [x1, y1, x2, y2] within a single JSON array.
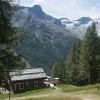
[[52, 58, 66, 83], [0, 0, 26, 84], [80, 23, 100, 84], [66, 39, 81, 85]]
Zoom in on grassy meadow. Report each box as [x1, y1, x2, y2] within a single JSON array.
[[0, 84, 100, 100]]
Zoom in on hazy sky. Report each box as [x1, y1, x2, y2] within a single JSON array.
[[20, 0, 100, 20]]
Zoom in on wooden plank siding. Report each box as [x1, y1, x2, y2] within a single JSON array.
[[11, 78, 45, 93]]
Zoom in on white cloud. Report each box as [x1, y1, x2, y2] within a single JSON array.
[[20, 0, 100, 19], [33, 0, 43, 4], [20, 0, 43, 6]]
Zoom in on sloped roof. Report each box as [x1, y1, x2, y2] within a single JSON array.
[[9, 68, 47, 82]]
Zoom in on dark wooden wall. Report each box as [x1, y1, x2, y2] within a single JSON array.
[[11, 78, 45, 93]]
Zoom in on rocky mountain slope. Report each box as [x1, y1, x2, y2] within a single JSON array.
[[60, 17, 100, 38], [13, 5, 76, 73]]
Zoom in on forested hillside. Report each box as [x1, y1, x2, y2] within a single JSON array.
[[52, 23, 100, 85]]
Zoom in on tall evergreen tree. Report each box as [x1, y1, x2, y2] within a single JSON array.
[[0, 0, 26, 84], [66, 39, 81, 85], [80, 23, 100, 84], [52, 58, 66, 83]]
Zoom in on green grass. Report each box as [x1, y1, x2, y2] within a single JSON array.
[[0, 93, 9, 100], [94, 91, 100, 95], [58, 84, 100, 92], [22, 96, 81, 100], [0, 88, 53, 100], [0, 84, 100, 100]]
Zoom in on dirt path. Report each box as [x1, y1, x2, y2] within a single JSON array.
[[2, 93, 98, 100]]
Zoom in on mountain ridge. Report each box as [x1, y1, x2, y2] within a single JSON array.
[[17, 5, 100, 38], [13, 5, 76, 73], [60, 17, 100, 38]]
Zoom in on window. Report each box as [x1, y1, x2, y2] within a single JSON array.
[[20, 83, 24, 89], [24, 82, 28, 89], [34, 81, 38, 88]]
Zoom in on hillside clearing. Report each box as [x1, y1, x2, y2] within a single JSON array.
[[0, 84, 100, 100]]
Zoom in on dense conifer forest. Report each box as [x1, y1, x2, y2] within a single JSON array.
[[52, 23, 100, 86]]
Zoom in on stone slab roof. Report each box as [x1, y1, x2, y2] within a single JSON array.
[[9, 68, 47, 82]]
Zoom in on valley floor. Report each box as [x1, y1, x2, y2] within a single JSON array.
[[0, 84, 100, 100]]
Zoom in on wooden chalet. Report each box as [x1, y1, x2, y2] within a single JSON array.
[[9, 68, 47, 93]]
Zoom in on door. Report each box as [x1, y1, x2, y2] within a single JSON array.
[[15, 83, 19, 92]]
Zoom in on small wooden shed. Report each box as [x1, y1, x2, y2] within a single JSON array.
[[9, 68, 47, 93]]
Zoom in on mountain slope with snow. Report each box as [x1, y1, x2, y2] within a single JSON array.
[[60, 17, 100, 38]]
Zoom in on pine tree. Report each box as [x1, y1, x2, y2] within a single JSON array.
[[52, 58, 66, 83], [66, 39, 81, 85], [80, 23, 100, 84], [0, 0, 26, 84], [52, 62, 58, 78]]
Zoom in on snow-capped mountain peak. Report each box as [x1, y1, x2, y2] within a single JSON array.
[[60, 17, 100, 38], [93, 18, 100, 22]]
